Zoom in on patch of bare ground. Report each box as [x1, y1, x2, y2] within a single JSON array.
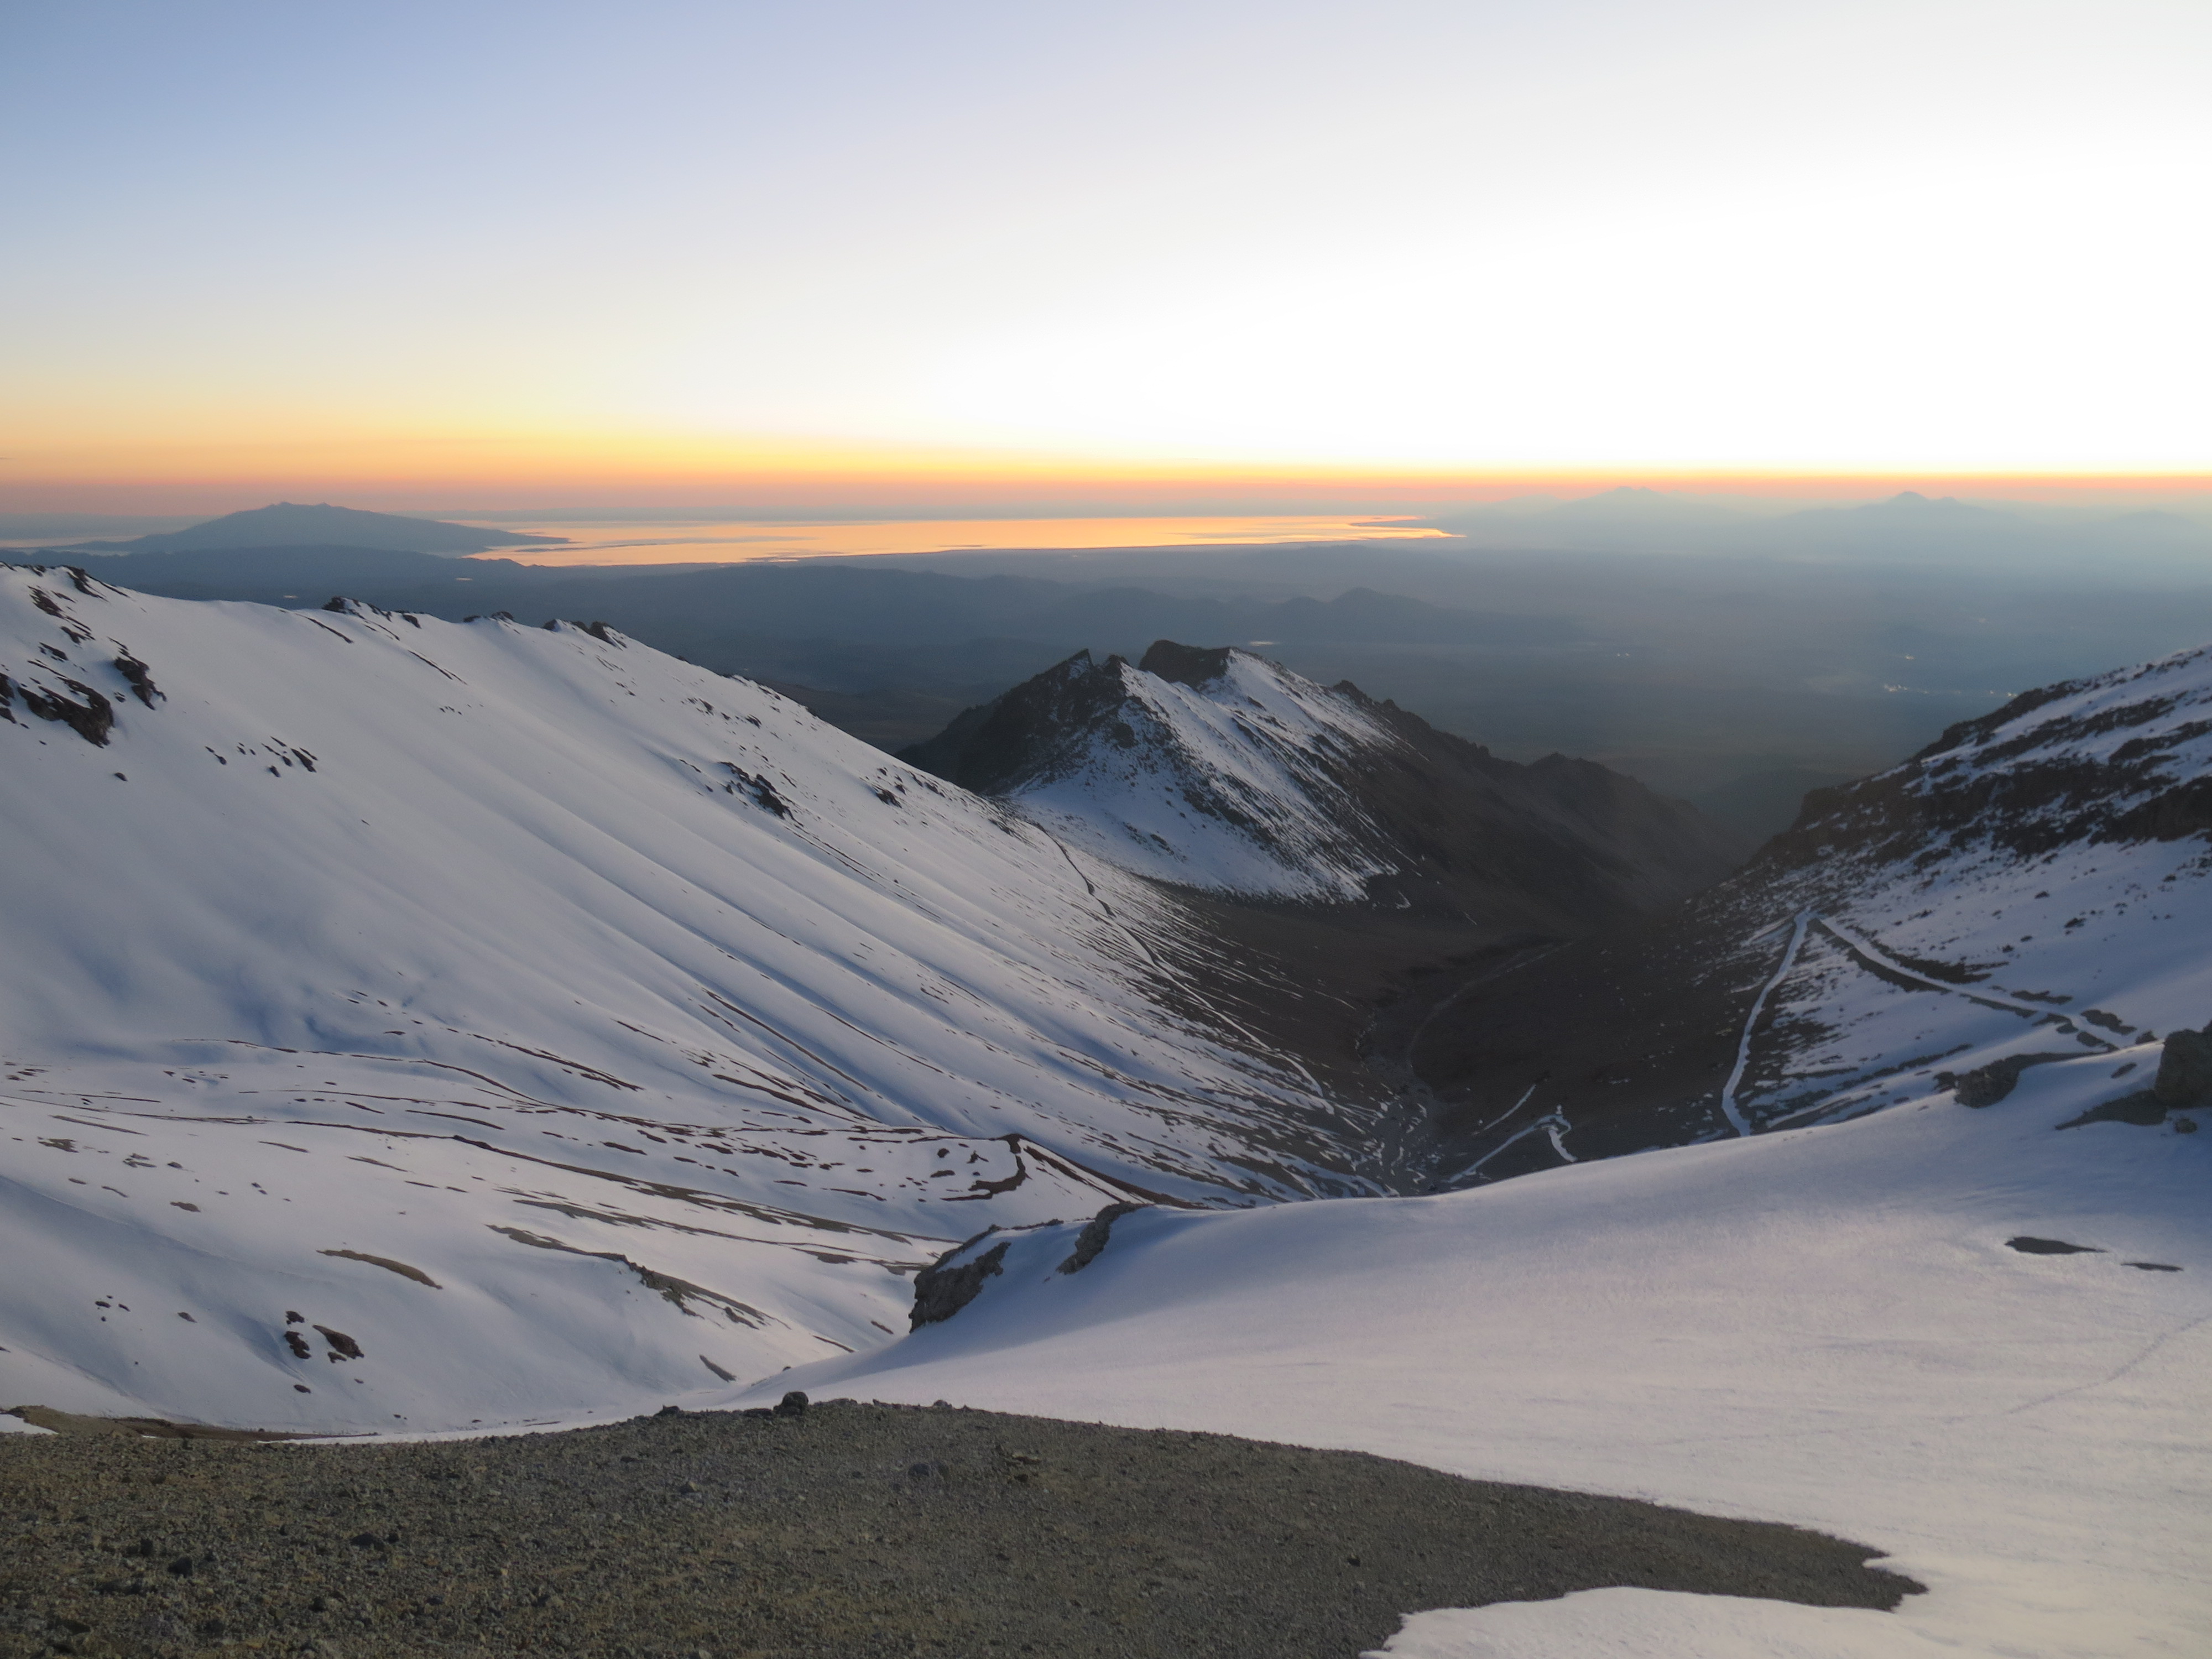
[[0, 1400, 1916, 1658]]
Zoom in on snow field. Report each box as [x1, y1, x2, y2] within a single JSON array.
[[0, 569, 1368, 1432]]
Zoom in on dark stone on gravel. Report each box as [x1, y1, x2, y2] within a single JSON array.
[[0, 1402, 1919, 1658], [2006, 1235, 2103, 1255]]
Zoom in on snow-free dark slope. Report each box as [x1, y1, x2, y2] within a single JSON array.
[[904, 641, 1744, 922], [0, 566, 1378, 1434], [1405, 644, 2212, 1181]]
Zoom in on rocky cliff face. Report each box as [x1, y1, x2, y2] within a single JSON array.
[[904, 640, 1746, 931]]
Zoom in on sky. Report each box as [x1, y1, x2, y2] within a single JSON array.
[[3, 1, 2208, 514]]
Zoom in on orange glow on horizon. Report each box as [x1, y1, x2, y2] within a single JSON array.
[[5, 453, 2209, 520], [453, 516, 1451, 567], [4, 426, 2208, 518]]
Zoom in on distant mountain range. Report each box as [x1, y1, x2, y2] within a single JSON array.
[[1436, 487, 2212, 562], [55, 500, 568, 555], [62, 541, 1583, 656], [36, 495, 2212, 851]]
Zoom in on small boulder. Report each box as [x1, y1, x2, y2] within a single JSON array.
[[774, 1390, 808, 1418]]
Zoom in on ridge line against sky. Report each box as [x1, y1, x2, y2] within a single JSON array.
[[3, 1, 2208, 511]]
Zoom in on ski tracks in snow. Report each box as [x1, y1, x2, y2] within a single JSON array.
[[1721, 907, 2124, 1138], [1720, 911, 1813, 1136]]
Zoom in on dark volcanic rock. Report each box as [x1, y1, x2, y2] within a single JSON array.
[[1139, 639, 1236, 687], [1056, 1201, 1149, 1275], [910, 1234, 1011, 1328], [899, 649, 1137, 799], [18, 675, 115, 745], [0, 1404, 1919, 1659], [1946, 1053, 2076, 1109], [2153, 1026, 2212, 1105]]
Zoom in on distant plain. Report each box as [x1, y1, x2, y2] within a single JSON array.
[[17, 493, 2212, 839]]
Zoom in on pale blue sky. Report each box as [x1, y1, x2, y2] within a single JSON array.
[[4, 1, 2208, 491]]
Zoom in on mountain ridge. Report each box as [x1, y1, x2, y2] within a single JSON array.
[[1400, 640, 2212, 1180], [902, 640, 1746, 922], [58, 502, 568, 555]]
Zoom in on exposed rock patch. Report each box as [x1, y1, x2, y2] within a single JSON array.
[[2153, 1025, 2212, 1105], [1057, 1201, 1149, 1274], [909, 1234, 1011, 1328], [0, 1403, 1921, 1659], [1940, 1052, 2076, 1109]]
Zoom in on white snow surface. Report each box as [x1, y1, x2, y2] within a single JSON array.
[[752, 650, 2212, 1658], [752, 1056, 2208, 1659], [1008, 651, 1403, 899], [10, 566, 2206, 1655], [0, 567, 1366, 1434]]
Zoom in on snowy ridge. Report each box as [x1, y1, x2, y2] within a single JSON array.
[[1007, 648, 1404, 899], [905, 641, 1742, 915], [1406, 637, 2212, 1183], [0, 566, 1373, 1434], [1774, 640, 2212, 863], [1717, 643, 2212, 1133]]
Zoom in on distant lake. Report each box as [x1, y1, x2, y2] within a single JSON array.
[[455, 515, 1448, 567]]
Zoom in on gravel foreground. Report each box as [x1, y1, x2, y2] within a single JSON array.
[[1, 1399, 1918, 1659]]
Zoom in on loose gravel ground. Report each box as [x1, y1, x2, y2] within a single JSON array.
[[1, 1399, 1918, 1658]]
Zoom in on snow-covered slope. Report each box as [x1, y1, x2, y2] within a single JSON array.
[[1718, 643, 2212, 1128], [748, 646, 2212, 1658], [0, 565, 1373, 1434], [909, 641, 1407, 899], [1410, 643, 2212, 1175], [748, 1052, 2209, 1659], [905, 640, 1741, 920]]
